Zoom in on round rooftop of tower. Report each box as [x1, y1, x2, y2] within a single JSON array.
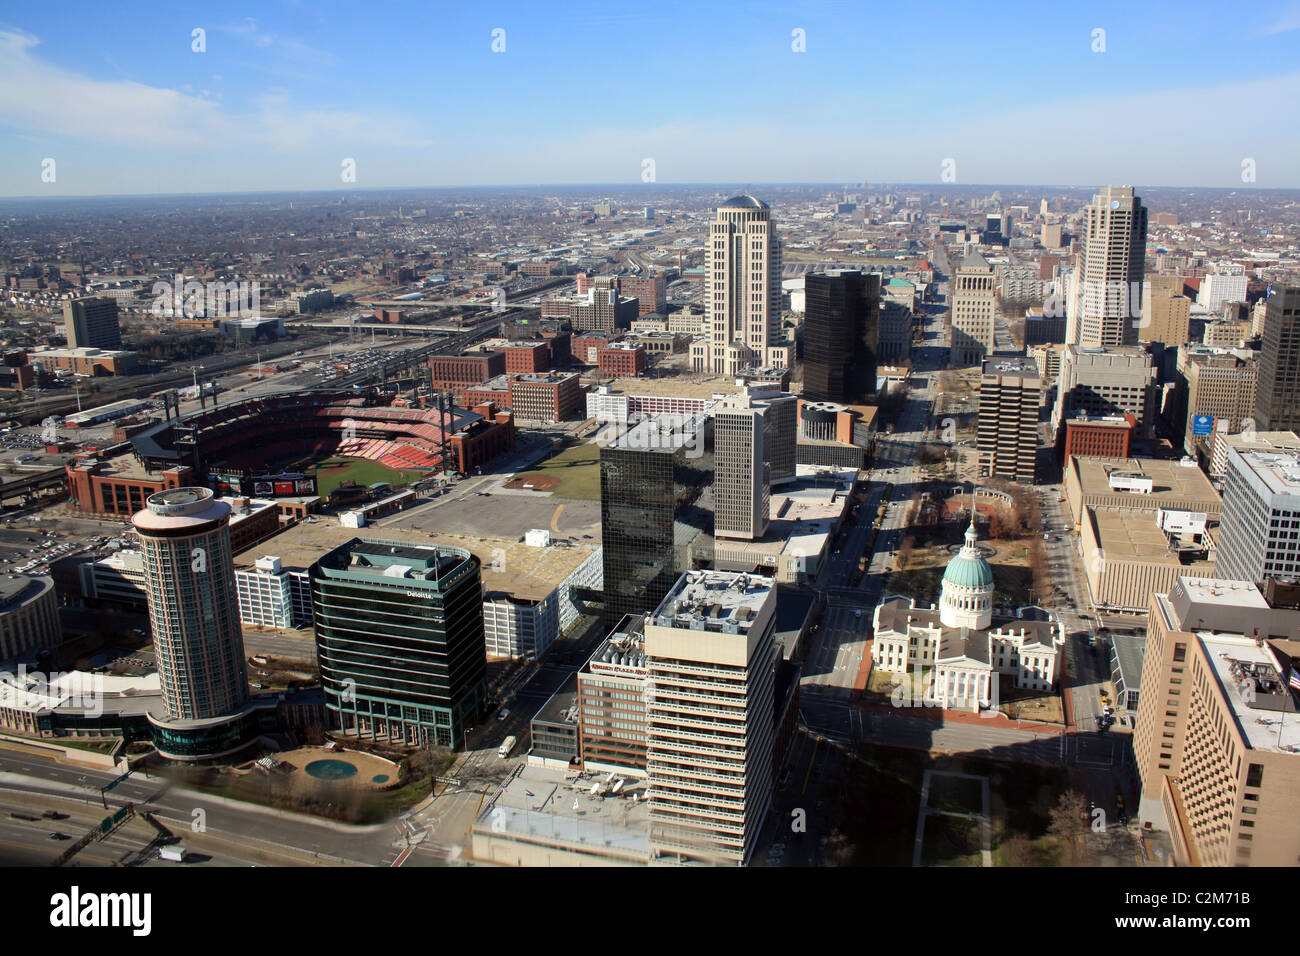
[[719, 195, 768, 209], [133, 486, 231, 533]]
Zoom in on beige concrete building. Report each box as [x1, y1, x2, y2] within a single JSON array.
[[977, 356, 1041, 484], [1054, 345, 1158, 439], [1139, 285, 1191, 347], [1135, 577, 1300, 867], [1063, 456, 1222, 530], [0, 575, 59, 662], [950, 251, 996, 367], [645, 570, 776, 865], [1179, 347, 1258, 459], [694, 196, 789, 375], [1078, 507, 1215, 615], [1067, 185, 1147, 348]]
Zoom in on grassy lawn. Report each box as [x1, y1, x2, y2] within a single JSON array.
[[303, 458, 429, 498], [998, 676, 1066, 723], [921, 814, 983, 866], [54, 737, 121, 754], [513, 440, 601, 500], [927, 773, 983, 812]]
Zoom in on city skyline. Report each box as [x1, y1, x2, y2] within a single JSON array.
[[1, 1, 1299, 196]]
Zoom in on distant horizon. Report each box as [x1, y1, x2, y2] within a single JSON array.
[[1, 181, 1296, 204]]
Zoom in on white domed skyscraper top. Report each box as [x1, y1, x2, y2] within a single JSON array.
[[939, 518, 994, 630]]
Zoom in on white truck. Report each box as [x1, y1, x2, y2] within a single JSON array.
[[497, 735, 518, 759], [157, 845, 189, 862]]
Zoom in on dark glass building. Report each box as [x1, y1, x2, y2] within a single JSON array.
[[1254, 285, 1300, 432], [802, 271, 881, 404], [600, 417, 713, 632], [311, 538, 487, 749]]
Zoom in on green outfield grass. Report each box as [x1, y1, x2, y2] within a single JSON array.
[[303, 458, 429, 498], [513, 440, 602, 500]]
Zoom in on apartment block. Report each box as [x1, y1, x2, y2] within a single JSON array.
[[977, 357, 1041, 484], [1135, 578, 1300, 866], [644, 570, 776, 866]]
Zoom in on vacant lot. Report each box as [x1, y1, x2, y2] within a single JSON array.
[[511, 440, 601, 500]]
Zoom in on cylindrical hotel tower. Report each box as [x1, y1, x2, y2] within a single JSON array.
[[132, 487, 249, 755]]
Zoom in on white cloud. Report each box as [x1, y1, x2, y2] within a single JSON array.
[[1263, 2, 1300, 34], [0, 29, 431, 151]]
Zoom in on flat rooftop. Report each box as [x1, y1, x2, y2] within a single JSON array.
[[475, 763, 650, 858], [1199, 633, 1300, 753], [651, 570, 774, 632], [233, 520, 598, 603], [1088, 509, 1215, 565], [599, 375, 747, 400], [1235, 450, 1300, 500], [1071, 457, 1221, 511]]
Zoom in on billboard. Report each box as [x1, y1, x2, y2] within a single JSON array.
[[1192, 414, 1213, 437], [248, 472, 316, 498]]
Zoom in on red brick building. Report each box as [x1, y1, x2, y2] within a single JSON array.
[[540, 330, 572, 367], [463, 376, 512, 409], [429, 351, 505, 390], [571, 331, 621, 365], [508, 372, 583, 424], [451, 403, 516, 473], [619, 274, 666, 316], [1062, 414, 1135, 461], [502, 341, 551, 374], [598, 343, 647, 378]]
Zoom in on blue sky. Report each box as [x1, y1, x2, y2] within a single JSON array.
[[1, 0, 1298, 195]]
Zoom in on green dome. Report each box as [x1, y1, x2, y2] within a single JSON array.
[[943, 522, 993, 589], [942, 554, 994, 589]]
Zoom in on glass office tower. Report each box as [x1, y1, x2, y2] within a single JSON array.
[[802, 270, 880, 404], [311, 539, 487, 749], [600, 416, 713, 632]]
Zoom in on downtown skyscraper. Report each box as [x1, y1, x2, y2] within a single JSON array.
[[1066, 186, 1148, 349], [1253, 285, 1300, 433], [131, 486, 251, 760], [802, 270, 880, 403], [692, 196, 790, 376]]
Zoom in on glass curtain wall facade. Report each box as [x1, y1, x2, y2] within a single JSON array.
[[311, 540, 487, 749], [802, 271, 880, 404]]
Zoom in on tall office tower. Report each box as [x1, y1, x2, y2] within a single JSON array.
[[1067, 186, 1147, 348], [1215, 443, 1300, 584], [1196, 265, 1249, 312], [1139, 283, 1191, 346], [1253, 286, 1300, 432], [1054, 345, 1157, 439], [695, 196, 788, 375], [757, 389, 797, 485], [713, 402, 769, 541], [63, 296, 123, 350], [599, 416, 713, 631], [311, 539, 487, 748], [949, 252, 996, 367], [645, 570, 776, 865], [1134, 577, 1300, 867], [977, 357, 1042, 483], [1180, 348, 1258, 458], [802, 270, 881, 403], [131, 487, 249, 758]]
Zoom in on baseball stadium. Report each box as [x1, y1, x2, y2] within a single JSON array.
[[65, 388, 516, 517]]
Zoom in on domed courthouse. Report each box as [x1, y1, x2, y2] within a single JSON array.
[[871, 520, 1064, 711]]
